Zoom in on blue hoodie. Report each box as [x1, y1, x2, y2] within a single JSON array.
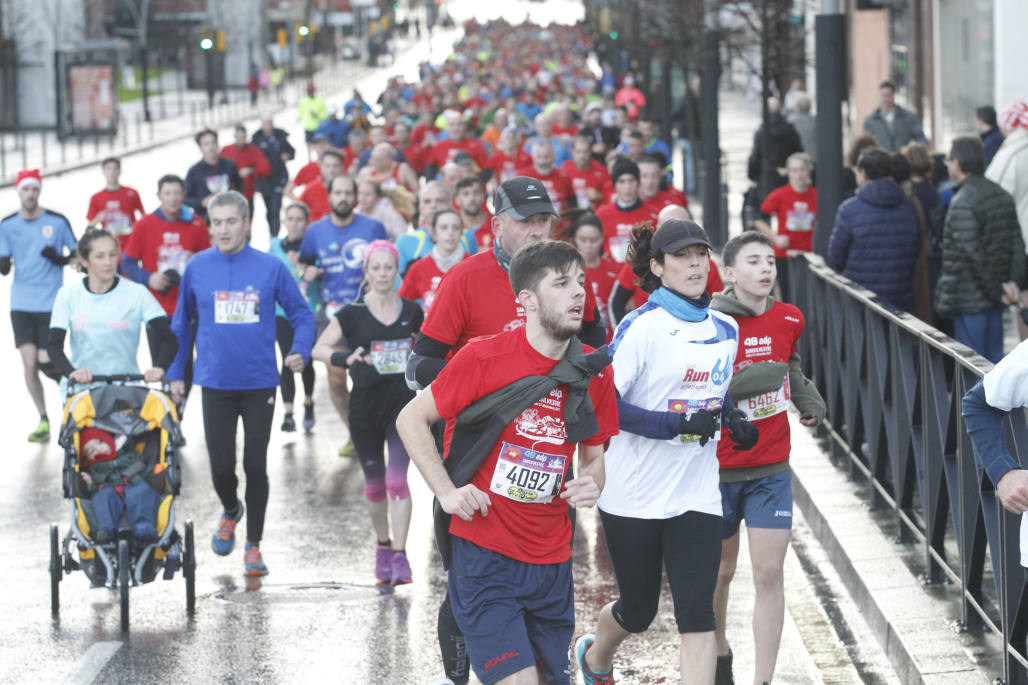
[[168, 245, 315, 390]]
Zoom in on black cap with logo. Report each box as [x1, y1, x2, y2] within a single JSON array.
[[652, 219, 712, 254], [493, 176, 558, 220]]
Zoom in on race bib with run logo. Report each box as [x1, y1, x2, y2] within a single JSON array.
[[369, 338, 412, 375], [490, 443, 567, 503], [214, 290, 260, 324], [739, 374, 791, 421]]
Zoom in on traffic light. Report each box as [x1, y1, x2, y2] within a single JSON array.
[[216, 30, 226, 52], [297, 24, 310, 40], [609, 31, 619, 40], [200, 36, 213, 50]]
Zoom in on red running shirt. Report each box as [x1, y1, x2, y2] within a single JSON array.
[[397, 252, 468, 315], [760, 185, 817, 257], [86, 186, 145, 250], [717, 301, 805, 468], [432, 326, 619, 564], [487, 150, 532, 184], [585, 257, 620, 340], [430, 138, 489, 170], [595, 201, 660, 263], [124, 212, 211, 315], [293, 161, 321, 188], [298, 181, 330, 223], [514, 166, 574, 217], [560, 159, 609, 211]]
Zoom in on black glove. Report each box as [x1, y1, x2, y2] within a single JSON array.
[[162, 269, 182, 288], [41, 246, 70, 266], [725, 408, 759, 450], [680, 409, 718, 447]]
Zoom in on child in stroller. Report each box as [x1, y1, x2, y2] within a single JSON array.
[[77, 426, 160, 547]]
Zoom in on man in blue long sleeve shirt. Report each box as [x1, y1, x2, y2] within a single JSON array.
[[168, 190, 314, 577], [962, 339, 1028, 567]]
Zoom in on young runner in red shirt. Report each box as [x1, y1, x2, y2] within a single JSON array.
[[571, 213, 619, 340], [755, 152, 816, 298], [397, 239, 618, 685], [404, 176, 606, 685], [398, 209, 469, 314], [297, 149, 344, 222], [86, 157, 146, 252], [595, 158, 660, 263], [710, 231, 825, 685], [560, 135, 609, 211]]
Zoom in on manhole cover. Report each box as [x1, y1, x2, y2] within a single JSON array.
[[214, 581, 384, 605]]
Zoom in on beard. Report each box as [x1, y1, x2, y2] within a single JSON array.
[[332, 202, 354, 221], [538, 301, 582, 342]]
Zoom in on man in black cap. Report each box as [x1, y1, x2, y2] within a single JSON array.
[[596, 157, 660, 263], [405, 175, 605, 684]]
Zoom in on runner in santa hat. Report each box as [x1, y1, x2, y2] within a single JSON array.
[[0, 169, 77, 442]]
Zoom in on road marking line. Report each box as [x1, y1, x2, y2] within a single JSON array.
[[69, 641, 122, 685]]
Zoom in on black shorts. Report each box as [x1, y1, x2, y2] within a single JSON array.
[[11, 311, 51, 348]]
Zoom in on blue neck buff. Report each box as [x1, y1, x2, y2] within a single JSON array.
[[649, 286, 710, 322], [493, 236, 514, 273]]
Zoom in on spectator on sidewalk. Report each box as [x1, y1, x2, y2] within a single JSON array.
[[978, 105, 1005, 168], [747, 97, 803, 203], [987, 101, 1028, 340], [935, 136, 1025, 363], [251, 115, 296, 238], [184, 129, 242, 223], [902, 142, 947, 329], [862, 80, 927, 152], [827, 149, 921, 311], [787, 92, 817, 162], [86, 157, 146, 253], [220, 125, 271, 224]]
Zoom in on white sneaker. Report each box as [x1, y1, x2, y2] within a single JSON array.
[[426, 679, 456, 685]]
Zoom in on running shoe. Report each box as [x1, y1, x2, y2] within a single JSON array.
[[426, 679, 456, 685], [392, 551, 412, 585], [339, 439, 356, 457], [575, 634, 616, 684], [211, 502, 245, 556], [281, 413, 296, 432], [375, 544, 393, 584], [27, 418, 50, 443], [243, 543, 269, 576], [302, 402, 315, 433], [715, 650, 734, 685]]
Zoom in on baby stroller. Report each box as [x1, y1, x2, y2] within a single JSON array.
[[49, 375, 195, 632]]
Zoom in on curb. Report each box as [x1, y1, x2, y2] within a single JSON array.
[[788, 415, 997, 684]]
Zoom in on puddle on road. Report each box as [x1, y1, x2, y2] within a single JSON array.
[[213, 581, 386, 606]]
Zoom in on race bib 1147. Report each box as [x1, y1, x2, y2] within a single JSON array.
[[214, 290, 260, 324]]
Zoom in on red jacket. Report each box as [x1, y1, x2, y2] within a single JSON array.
[[220, 144, 270, 199]]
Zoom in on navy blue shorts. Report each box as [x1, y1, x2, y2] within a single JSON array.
[[448, 537, 574, 684], [719, 468, 793, 538]]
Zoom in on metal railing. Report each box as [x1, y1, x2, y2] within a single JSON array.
[[786, 252, 1028, 684]]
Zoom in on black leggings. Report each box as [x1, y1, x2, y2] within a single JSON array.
[[276, 316, 315, 405], [600, 509, 722, 634], [201, 387, 276, 543]]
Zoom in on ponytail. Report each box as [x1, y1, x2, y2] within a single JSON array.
[[627, 222, 662, 293]]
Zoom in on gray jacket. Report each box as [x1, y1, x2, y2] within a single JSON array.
[[863, 106, 927, 152], [787, 111, 817, 161]]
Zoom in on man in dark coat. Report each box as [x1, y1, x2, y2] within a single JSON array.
[[252, 115, 296, 238], [827, 149, 921, 310], [976, 105, 1005, 168], [747, 97, 803, 203], [935, 136, 1025, 363], [862, 80, 928, 152]]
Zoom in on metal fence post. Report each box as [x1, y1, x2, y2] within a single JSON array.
[[41, 130, 47, 169], [20, 130, 27, 169]]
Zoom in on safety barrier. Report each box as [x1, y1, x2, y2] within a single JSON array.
[[786, 253, 1028, 684]]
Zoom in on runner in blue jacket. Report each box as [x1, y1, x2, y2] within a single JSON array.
[[168, 190, 314, 577]]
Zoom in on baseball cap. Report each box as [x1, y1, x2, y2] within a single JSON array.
[[493, 176, 558, 220], [652, 219, 712, 253]]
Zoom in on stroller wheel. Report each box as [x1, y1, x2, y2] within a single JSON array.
[[49, 524, 61, 617], [184, 520, 196, 615], [118, 539, 130, 632]]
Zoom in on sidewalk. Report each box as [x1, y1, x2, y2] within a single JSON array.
[[0, 29, 447, 188]]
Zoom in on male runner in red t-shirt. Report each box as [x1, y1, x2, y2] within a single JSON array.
[[220, 125, 271, 218], [284, 133, 332, 201], [595, 157, 659, 263], [297, 148, 344, 222], [86, 157, 146, 252], [397, 240, 618, 685], [404, 176, 607, 685], [710, 230, 824, 685], [560, 135, 608, 211], [428, 116, 488, 178], [515, 138, 574, 219]]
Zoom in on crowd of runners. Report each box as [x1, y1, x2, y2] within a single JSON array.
[[2, 18, 829, 685]]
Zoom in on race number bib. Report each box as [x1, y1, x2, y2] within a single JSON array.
[[667, 397, 723, 445], [785, 207, 814, 231], [490, 443, 566, 503], [214, 290, 260, 323], [206, 174, 231, 195], [369, 338, 412, 375], [157, 245, 191, 275], [609, 236, 630, 263], [740, 374, 791, 421]]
